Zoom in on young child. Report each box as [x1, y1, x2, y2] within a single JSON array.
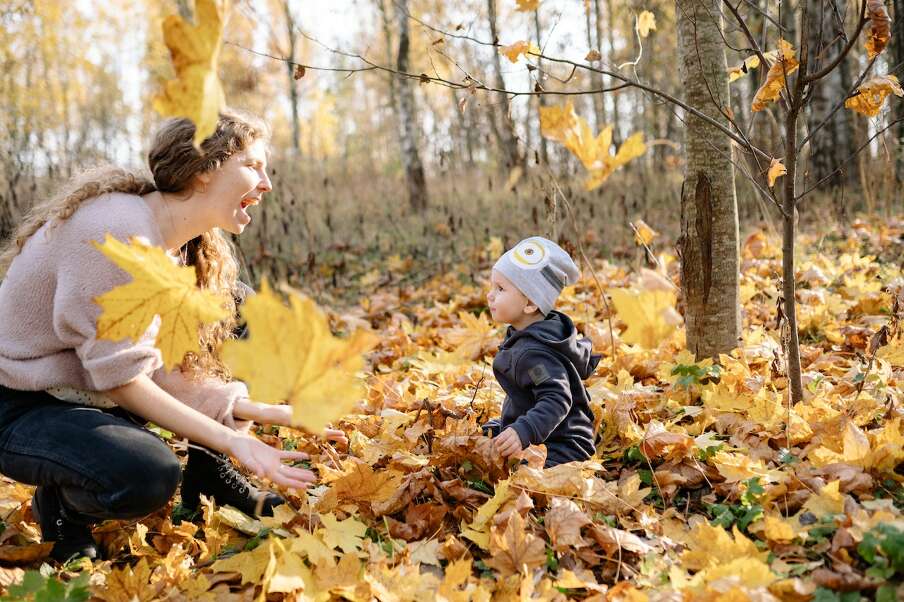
[[483, 237, 600, 468]]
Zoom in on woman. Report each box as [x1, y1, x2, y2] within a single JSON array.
[[0, 110, 322, 563]]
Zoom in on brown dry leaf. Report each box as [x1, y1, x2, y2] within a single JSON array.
[[499, 41, 540, 63], [640, 421, 694, 461], [752, 39, 799, 111], [728, 54, 761, 83], [865, 0, 891, 59], [485, 512, 546, 576], [323, 460, 404, 508], [845, 75, 904, 117], [515, 0, 540, 11], [585, 49, 601, 61], [587, 523, 652, 556], [0, 542, 53, 564], [767, 157, 787, 187], [545, 497, 591, 551]]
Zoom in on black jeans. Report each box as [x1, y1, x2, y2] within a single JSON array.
[[0, 386, 181, 523]]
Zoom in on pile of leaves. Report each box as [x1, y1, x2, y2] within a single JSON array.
[[1, 219, 904, 601]]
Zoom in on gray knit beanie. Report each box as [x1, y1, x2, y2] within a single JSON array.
[[493, 236, 580, 316]]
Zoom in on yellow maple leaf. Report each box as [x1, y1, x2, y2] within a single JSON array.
[[711, 450, 785, 483], [317, 513, 367, 554], [499, 40, 540, 63], [767, 157, 787, 187], [540, 102, 646, 190], [681, 523, 768, 571], [515, 0, 539, 11], [96, 558, 162, 602], [152, 0, 226, 146], [632, 219, 658, 246], [608, 288, 679, 349], [800, 480, 844, 519], [92, 234, 229, 370], [289, 530, 336, 566], [220, 280, 377, 433], [443, 311, 497, 361], [752, 39, 799, 112], [210, 540, 273, 585], [762, 515, 797, 543], [636, 11, 656, 38], [728, 54, 761, 83], [845, 75, 904, 117]]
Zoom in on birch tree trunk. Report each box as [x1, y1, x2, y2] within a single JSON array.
[[676, 0, 741, 360], [395, 0, 428, 212], [279, 0, 301, 154], [486, 0, 524, 170]]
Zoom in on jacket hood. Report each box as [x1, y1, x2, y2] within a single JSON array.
[[501, 311, 601, 379]]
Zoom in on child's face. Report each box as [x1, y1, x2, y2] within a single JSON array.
[[487, 270, 536, 324]]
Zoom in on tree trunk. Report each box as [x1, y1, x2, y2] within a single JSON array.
[[804, 1, 853, 191], [584, 3, 606, 131], [486, 0, 524, 170], [893, 0, 904, 181], [395, 0, 428, 213], [602, 0, 622, 145], [534, 8, 549, 164], [280, 1, 301, 154], [676, 0, 741, 360]]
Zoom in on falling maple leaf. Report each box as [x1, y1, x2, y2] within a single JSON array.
[[499, 40, 540, 63], [767, 157, 787, 187], [636, 11, 656, 38], [92, 234, 229, 370], [752, 39, 799, 112], [865, 0, 891, 59], [540, 101, 646, 190], [845, 75, 903, 117], [220, 280, 377, 433], [152, 0, 226, 145]]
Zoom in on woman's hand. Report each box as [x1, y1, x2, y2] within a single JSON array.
[[226, 434, 316, 490], [234, 398, 348, 446]]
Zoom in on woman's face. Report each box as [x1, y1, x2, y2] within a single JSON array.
[[203, 138, 272, 235]]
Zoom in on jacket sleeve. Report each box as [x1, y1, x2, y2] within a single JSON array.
[[52, 224, 163, 390], [152, 367, 252, 432], [507, 349, 573, 449]]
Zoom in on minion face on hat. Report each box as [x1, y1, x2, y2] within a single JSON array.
[[510, 238, 549, 270]]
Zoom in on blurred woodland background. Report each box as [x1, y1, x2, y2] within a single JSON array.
[[0, 0, 901, 298]]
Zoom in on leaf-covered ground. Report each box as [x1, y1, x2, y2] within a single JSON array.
[[2, 221, 904, 601]]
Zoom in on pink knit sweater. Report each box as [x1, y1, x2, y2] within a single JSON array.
[[0, 192, 247, 429]]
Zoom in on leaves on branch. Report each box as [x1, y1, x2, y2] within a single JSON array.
[[498, 40, 540, 63], [514, 0, 539, 11], [636, 11, 656, 38], [751, 39, 799, 112], [865, 0, 892, 59], [845, 75, 904, 117], [767, 157, 787, 188]]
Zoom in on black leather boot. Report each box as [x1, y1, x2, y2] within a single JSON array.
[[32, 486, 100, 563], [180, 446, 283, 517]]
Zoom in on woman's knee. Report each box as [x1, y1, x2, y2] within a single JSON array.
[[104, 440, 182, 517]]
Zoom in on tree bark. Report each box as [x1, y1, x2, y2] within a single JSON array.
[[602, 0, 622, 145], [534, 8, 549, 164], [893, 0, 904, 180], [676, 0, 741, 360], [395, 0, 428, 213], [486, 0, 524, 170], [279, 0, 301, 154], [804, 1, 854, 190]]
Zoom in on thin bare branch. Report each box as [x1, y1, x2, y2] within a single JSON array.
[[804, 0, 867, 83]]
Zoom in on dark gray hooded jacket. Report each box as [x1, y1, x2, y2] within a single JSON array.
[[485, 310, 600, 467]]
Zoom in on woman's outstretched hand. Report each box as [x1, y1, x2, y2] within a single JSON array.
[[227, 434, 316, 490]]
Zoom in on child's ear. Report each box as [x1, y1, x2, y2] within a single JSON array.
[[523, 302, 539, 315]]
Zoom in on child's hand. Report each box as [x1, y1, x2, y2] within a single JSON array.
[[494, 427, 523, 458]]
